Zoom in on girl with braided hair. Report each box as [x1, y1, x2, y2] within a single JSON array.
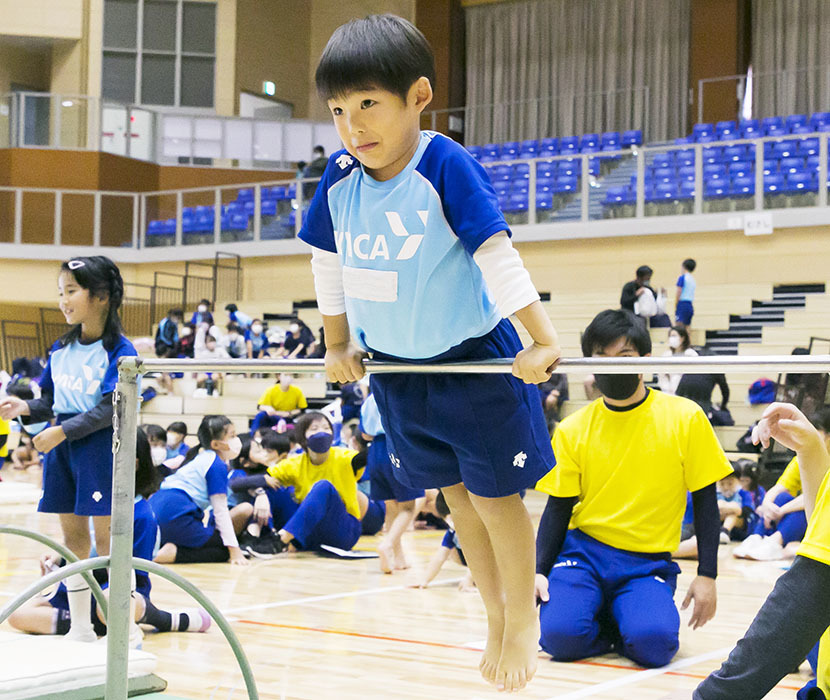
[[0, 256, 138, 644]]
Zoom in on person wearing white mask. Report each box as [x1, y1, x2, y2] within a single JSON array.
[[189, 299, 213, 327], [223, 323, 247, 359], [658, 326, 698, 395], [280, 319, 314, 359], [245, 319, 269, 359], [150, 416, 250, 565]]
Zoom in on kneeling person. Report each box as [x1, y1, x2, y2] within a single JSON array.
[[535, 309, 732, 668]]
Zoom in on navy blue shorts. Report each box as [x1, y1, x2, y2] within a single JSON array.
[[149, 489, 215, 548], [675, 300, 694, 325], [39, 417, 113, 516], [370, 318, 556, 498], [368, 434, 425, 502]]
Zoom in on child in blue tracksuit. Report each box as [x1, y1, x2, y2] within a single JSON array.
[[300, 15, 559, 691], [8, 429, 210, 641], [0, 256, 137, 644], [361, 391, 423, 574], [150, 415, 250, 565]]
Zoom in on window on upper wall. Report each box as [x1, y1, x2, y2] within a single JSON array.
[[102, 0, 216, 109]]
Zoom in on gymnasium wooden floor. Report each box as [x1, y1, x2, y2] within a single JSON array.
[[0, 469, 813, 699]]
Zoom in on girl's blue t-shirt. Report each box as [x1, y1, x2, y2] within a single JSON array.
[[158, 450, 229, 511]]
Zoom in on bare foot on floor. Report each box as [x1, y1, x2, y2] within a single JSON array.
[[378, 543, 394, 574], [480, 614, 505, 686], [393, 546, 409, 570], [495, 612, 539, 692]]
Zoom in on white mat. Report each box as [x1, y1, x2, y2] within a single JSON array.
[[0, 631, 157, 699], [0, 482, 40, 505]]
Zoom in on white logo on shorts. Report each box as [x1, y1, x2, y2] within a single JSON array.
[[654, 576, 666, 584], [553, 559, 579, 569], [389, 453, 402, 469], [513, 451, 528, 468], [336, 154, 354, 170], [92, 491, 102, 503]]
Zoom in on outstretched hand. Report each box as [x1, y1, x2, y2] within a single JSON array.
[[681, 575, 717, 630], [752, 402, 824, 453]]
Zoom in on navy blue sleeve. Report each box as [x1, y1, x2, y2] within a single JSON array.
[[692, 483, 719, 579], [417, 135, 510, 256], [205, 455, 229, 497], [132, 499, 159, 562], [102, 336, 138, 395], [677, 274, 685, 288], [299, 151, 358, 253], [536, 496, 578, 576], [229, 473, 267, 492], [25, 343, 58, 422]]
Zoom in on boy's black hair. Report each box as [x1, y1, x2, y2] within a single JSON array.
[[435, 490, 450, 518], [315, 14, 436, 103], [136, 429, 160, 498], [260, 431, 291, 455], [230, 433, 266, 474], [581, 309, 652, 357], [293, 411, 333, 452], [182, 415, 232, 466], [58, 256, 125, 352], [225, 303, 238, 313], [199, 298, 211, 307], [168, 308, 183, 319], [6, 384, 34, 401], [682, 258, 697, 272], [809, 407, 830, 434], [166, 421, 187, 436], [140, 423, 167, 444], [636, 265, 653, 279]]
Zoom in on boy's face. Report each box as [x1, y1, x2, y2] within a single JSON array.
[[718, 476, 739, 497], [327, 79, 433, 182]]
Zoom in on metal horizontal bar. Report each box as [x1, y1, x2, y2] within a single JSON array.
[[132, 355, 830, 376]]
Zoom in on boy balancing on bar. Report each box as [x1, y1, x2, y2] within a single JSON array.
[[299, 14, 560, 693]]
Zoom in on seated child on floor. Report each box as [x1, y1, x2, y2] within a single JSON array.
[[11, 431, 41, 469], [412, 491, 475, 591]]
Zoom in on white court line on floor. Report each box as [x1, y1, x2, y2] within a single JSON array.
[[222, 576, 464, 615], [548, 646, 733, 699]]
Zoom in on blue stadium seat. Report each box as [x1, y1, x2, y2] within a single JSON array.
[[491, 165, 512, 181], [652, 152, 674, 168], [603, 186, 628, 205], [674, 136, 693, 145], [502, 141, 520, 158], [798, 138, 820, 157], [678, 179, 696, 198], [811, 112, 830, 128], [653, 167, 675, 182], [558, 159, 578, 177], [147, 220, 164, 236], [513, 163, 530, 179], [716, 120, 737, 139], [581, 145, 601, 156], [195, 205, 212, 216], [497, 194, 510, 211], [559, 136, 579, 153], [806, 155, 820, 173], [601, 132, 621, 148], [581, 134, 600, 150], [763, 173, 785, 193], [702, 147, 722, 164], [779, 157, 805, 175], [790, 124, 812, 135], [622, 129, 642, 147], [554, 176, 578, 194], [697, 133, 716, 143], [729, 161, 754, 178], [648, 182, 678, 202], [703, 163, 727, 180], [677, 165, 696, 182], [785, 171, 816, 194], [243, 201, 255, 216], [588, 157, 601, 175], [504, 193, 529, 213], [772, 140, 799, 159], [287, 183, 297, 198], [762, 117, 786, 136], [785, 114, 808, 131], [536, 177, 555, 193], [493, 181, 510, 197], [510, 179, 529, 194], [162, 219, 176, 234], [237, 188, 254, 202], [676, 149, 695, 167], [600, 144, 621, 159], [731, 176, 755, 197], [520, 139, 538, 152], [194, 214, 213, 233], [762, 159, 779, 175], [261, 200, 277, 217], [740, 119, 762, 137], [723, 145, 748, 162], [704, 180, 728, 199], [536, 191, 554, 211], [539, 137, 558, 154], [693, 123, 714, 140], [479, 154, 498, 164], [466, 145, 482, 160], [818, 123, 830, 133], [536, 160, 556, 179]]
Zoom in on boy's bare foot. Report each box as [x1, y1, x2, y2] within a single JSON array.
[[480, 614, 505, 685], [495, 611, 539, 692], [378, 543, 394, 574], [393, 545, 409, 570]]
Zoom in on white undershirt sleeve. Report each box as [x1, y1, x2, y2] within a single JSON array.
[[310, 247, 346, 316], [209, 494, 239, 549], [473, 232, 540, 318]]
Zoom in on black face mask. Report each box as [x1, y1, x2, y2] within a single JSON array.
[[595, 373, 641, 401]]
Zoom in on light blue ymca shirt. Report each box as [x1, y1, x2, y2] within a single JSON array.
[[677, 272, 696, 302], [159, 449, 229, 512], [42, 335, 137, 415], [299, 131, 509, 360]]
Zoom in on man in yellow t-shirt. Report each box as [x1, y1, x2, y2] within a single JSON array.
[[0, 416, 9, 471], [251, 373, 308, 433], [694, 403, 830, 700], [535, 310, 731, 668], [266, 412, 367, 552]]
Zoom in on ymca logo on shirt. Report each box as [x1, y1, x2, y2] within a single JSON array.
[[53, 363, 105, 395], [335, 210, 427, 262]]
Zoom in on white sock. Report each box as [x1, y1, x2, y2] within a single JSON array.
[[65, 573, 95, 639], [172, 607, 210, 633]]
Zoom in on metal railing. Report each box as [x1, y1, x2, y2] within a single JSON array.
[[1, 91, 341, 170]]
